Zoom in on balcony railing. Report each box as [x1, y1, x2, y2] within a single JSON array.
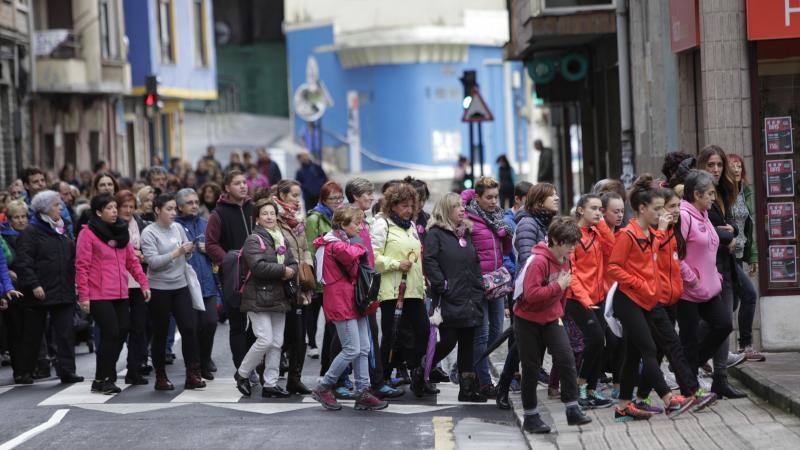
[[33, 29, 80, 59]]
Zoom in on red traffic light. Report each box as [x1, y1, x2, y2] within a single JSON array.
[[145, 94, 156, 107]]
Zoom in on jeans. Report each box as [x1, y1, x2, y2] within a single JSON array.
[[565, 299, 605, 389], [321, 317, 370, 392], [473, 296, 505, 386], [433, 326, 476, 373], [677, 295, 733, 378], [514, 316, 578, 411], [126, 288, 149, 373], [734, 261, 758, 348], [613, 291, 670, 401], [91, 299, 130, 381], [197, 296, 219, 369], [637, 305, 699, 398], [150, 288, 199, 368], [238, 312, 285, 387]]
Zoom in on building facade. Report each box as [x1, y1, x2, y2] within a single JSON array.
[[0, 1, 31, 187], [284, 0, 527, 183], [30, 0, 131, 176], [123, 0, 217, 174]]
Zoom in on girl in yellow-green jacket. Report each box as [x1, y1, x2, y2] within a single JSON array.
[[371, 183, 436, 398]]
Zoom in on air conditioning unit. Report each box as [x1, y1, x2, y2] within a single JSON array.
[[532, 0, 616, 17]]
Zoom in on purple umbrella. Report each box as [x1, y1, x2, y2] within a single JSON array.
[[423, 298, 442, 381]]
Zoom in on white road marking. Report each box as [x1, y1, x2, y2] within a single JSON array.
[[0, 387, 13, 397], [73, 403, 185, 415], [377, 405, 455, 415], [38, 381, 129, 406], [0, 409, 69, 450], [171, 379, 242, 403], [205, 403, 317, 414]]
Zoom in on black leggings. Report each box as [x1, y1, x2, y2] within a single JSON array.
[[677, 295, 733, 378], [227, 305, 255, 369], [565, 299, 605, 390], [433, 326, 475, 374], [305, 292, 323, 348], [380, 298, 430, 378], [19, 303, 76, 377], [613, 291, 669, 401], [126, 289, 149, 373], [197, 296, 218, 369], [150, 288, 199, 368], [637, 304, 699, 398], [283, 303, 307, 381], [596, 301, 623, 384], [91, 299, 130, 381]]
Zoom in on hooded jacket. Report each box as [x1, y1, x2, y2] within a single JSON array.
[[313, 232, 366, 321], [567, 219, 615, 308], [513, 210, 550, 267], [75, 223, 149, 301], [513, 242, 570, 325], [654, 228, 683, 306], [607, 219, 661, 311], [204, 193, 254, 266], [678, 200, 722, 302]]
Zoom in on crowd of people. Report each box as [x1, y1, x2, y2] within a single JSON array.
[[0, 143, 764, 432]]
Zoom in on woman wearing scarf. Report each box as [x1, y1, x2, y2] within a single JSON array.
[[372, 183, 434, 398], [15, 191, 83, 386], [76, 193, 150, 394], [274, 180, 314, 394], [304, 181, 344, 364], [460, 177, 513, 399]]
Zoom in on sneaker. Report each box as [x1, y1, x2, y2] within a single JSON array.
[[354, 390, 389, 411], [510, 377, 522, 393], [537, 368, 549, 386], [633, 397, 664, 414], [479, 384, 497, 399], [697, 375, 711, 391], [311, 386, 342, 411], [372, 384, 404, 399], [342, 377, 354, 391], [579, 385, 613, 409], [566, 404, 592, 425], [665, 394, 694, 418], [589, 390, 614, 408], [692, 388, 717, 411], [726, 352, 746, 368], [615, 403, 654, 422], [307, 347, 320, 359], [739, 346, 766, 362], [611, 388, 620, 399], [548, 387, 561, 399], [522, 413, 551, 434], [664, 371, 680, 391], [333, 386, 357, 400], [91, 379, 121, 395], [449, 365, 459, 384]]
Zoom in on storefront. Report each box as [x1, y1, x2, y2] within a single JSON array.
[[746, 0, 800, 349]]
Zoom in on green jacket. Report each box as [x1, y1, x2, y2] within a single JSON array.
[[0, 236, 12, 266], [371, 215, 425, 301], [305, 210, 332, 293], [742, 184, 758, 264]]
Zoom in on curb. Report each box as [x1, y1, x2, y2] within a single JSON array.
[[488, 353, 535, 450], [729, 364, 800, 418]]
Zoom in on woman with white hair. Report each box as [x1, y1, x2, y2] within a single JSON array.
[[14, 190, 84, 385]]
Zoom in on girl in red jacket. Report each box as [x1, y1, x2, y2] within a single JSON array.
[[599, 191, 625, 396], [565, 194, 615, 409], [608, 175, 694, 422], [514, 216, 591, 434]]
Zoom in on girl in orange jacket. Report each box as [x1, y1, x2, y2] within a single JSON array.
[[564, 194, 615, 409]]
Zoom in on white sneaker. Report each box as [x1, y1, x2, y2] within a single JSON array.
[[249, 370, 261, 386], [697, 375, 711, 391], [726, 352, 746, 368], [307, 347, 320, 359], [664, 372, 679, 391]]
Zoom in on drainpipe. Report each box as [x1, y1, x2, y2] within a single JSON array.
[[616, 0, 635, 188]]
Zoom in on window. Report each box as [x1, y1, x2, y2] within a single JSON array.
[[99, 0, 120, 59], [193, 0, 208, 66], [157, 0, 175, 63], [89, 131, 100, 167]]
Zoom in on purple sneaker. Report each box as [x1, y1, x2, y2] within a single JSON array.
[[633, 397, 664, 414]]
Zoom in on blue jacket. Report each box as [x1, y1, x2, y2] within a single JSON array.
[[503, 207, 518, 276], [0, 243, 13, 295], [176, 214, 219, 298], [295, 162, 327, 198]]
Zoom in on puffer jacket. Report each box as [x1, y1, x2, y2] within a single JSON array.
[[305, 209, 332, 293], [0, 242, 13, 295], [314, 232, 367, 321], [278, 217, 314, 305], [514, 210, 550, 267], [371, 215, 425, 301], [240, 226, 298, 314], [75, 224, 149, 301], [16, 216, 81, 307], [176, 214, 218, 298], [423, 225, 483, 328], [461, 189, 512, 275]]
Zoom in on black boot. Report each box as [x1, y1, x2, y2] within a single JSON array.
[[711, 374, 747, 399], [286, 341, 310, 395], [566, 404, 592, 426], [458, 372, 487, 403], [523, 414, 551, 434], [495, 375, 511, 410], [411, 367, 440, 398], [124, 369, 149, 385]]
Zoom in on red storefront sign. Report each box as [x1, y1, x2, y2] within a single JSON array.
[[669, 0, 700, 52], [747, 0, 800, 40]]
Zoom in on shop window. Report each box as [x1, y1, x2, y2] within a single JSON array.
[[158, 0, 175, 63]]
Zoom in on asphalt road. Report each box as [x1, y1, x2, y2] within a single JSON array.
[[0, 322, 526, 450]]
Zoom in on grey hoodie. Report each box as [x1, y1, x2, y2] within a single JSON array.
[[141, 221, 191, 290]]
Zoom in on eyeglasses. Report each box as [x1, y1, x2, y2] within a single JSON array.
[[328, 196, 344, 203]]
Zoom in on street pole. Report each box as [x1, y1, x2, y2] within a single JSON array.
[[616, 0, 635, 188], [468, 122, 475, 181], [477, 122, 485, 177]]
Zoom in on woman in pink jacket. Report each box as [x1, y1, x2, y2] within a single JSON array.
[[675, 170, 733, 382], [76, 193, 150, 395], [310, 205, 388, 412]]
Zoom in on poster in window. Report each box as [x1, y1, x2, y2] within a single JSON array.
[[766, 159, 795, 197], [768, 203, 796, 240], [769, 245, 797, 283], [764, 117, 794, 155]]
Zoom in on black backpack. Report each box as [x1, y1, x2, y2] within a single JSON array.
[[335, 253, 381, 315]]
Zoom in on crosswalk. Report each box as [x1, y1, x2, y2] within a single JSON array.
[[0, 377, 498, 416]]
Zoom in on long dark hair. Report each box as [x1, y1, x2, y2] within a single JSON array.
[[697, 145, 736, 214]]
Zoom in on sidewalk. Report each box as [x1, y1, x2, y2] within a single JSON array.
[[729, 353, 800, 418], [488, 345, 800, 449]]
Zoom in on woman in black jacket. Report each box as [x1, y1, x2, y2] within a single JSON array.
[[697, 145, 746, 399], [14, 190, 83, 384], [423, 192, 486, 403]]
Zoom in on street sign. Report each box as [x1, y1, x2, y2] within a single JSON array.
[[461, 88, 494, 123]]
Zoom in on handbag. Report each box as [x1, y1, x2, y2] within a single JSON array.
[[298, 262, 316, 291], [185, 264, 206, 312], [482, 266, 513, 299]]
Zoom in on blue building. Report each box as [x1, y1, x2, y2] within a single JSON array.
[[123, 0, 217, 167], [284, 20, 528, 182]]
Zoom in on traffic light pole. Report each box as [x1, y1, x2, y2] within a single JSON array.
[[477, 122, 484, 177]]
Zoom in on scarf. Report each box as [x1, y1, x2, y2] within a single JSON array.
[[88, 215, 130, 248], [389, 212, 412, 230], [454, 223, 467, 247], [264, 227, 286, 264], [39, 213, 65, 235], [275, 197, 302, 231], [312, 203, 333, 221], [532, 211, 554, 230], [467, 199, 512, 236]]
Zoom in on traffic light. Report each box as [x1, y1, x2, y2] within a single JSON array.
[[144, 75, 160, 118], [460, 70, 477, 109], [463, 175, 473, 190]]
